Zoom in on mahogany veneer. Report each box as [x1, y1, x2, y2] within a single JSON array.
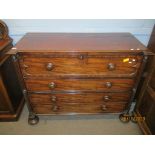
[[9, 33, 150, 125]]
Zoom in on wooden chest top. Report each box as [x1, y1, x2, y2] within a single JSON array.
[[15, 33, 148, 52]]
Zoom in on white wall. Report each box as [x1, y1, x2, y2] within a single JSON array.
[[3, 19, 155, 46]]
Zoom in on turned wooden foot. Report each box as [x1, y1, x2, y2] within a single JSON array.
[[28, 115, 39, 125], [119, 113, 130, 123], [130, 112, 138, 123]]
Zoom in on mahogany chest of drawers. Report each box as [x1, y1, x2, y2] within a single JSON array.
[[9, 33, 150, 125]]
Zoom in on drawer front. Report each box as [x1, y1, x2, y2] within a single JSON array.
[[29, 93, 131, 106], [25, 78, 134, 92], [20, 55, 142, 77], [32, 103, 126, 114], [29, 93, 128, 114]]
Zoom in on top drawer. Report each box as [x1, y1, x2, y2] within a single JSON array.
[[19, 54, 143, 78]]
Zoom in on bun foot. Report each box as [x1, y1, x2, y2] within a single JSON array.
[[28, 115, 39, 125], [119, 113, 130, 123], [130, 112, 138, 123]]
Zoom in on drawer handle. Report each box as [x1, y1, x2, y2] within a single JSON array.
[[107, 63, 116, 71], [51, 96, 57, 102], [52, 105, 59, 112], [101, 105, 107, 111], [48, 82, 56, 89], [79, 55, 85, 60], [105, 82, 112, 88], [51, 96, 58, 111], [103, 95, 111, 102], [46, 63, 54, 71]]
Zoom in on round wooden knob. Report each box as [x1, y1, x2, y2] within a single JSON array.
[[103, 95, 111, 102], [105, 82, 112, 88], [46, 63, 54, 71], [101, 104, 107, 111], [52, 105, 59, 112], [48, 82, 56, 89], [107, 63, 116, 71], [79, 55, 84, 60], [51, 96, 57, 102]]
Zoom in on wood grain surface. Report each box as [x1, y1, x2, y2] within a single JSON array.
[[25, 78, 135, 92], [28, 93, 131, 105], [13, 33, 150, 119], [15, 33, 148, 51], [20, 55, 142, 78]]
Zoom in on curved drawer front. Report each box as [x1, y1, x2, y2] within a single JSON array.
[[20, 55, 142, 77], [25, 78, 135, 92]]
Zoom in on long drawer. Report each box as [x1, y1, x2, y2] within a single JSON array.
[[32, 103, 127, 114], [28, 93, 131, 106], [25, 78, 135, 92], [29, 92, 128, 114], [20, 55, 142, 77]]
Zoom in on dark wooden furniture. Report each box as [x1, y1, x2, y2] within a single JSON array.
[[9, 33, 150, 125], [0, 20, 24, 121], [135, 25, 155, 134]]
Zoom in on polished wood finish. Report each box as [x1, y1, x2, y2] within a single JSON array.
[[33, 103, 127, 115], [135, 25, 155, 134], [15, 33, 148, 51], [29, 93, 131, 105], [19, 55, 142, 78], [0, 20, 24, 121], [25, 78, 135, 92], [10, 33, 150, 124]]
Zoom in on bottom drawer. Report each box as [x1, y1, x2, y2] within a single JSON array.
[[32, 103, 127, 114], [28, 93, 129, 114]]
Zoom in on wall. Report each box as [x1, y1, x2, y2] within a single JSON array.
[[3, 19, 155, 46]]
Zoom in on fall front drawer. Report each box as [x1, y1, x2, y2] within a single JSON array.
[[25, 78, 135, 92], [20, 55, 142, 77]]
